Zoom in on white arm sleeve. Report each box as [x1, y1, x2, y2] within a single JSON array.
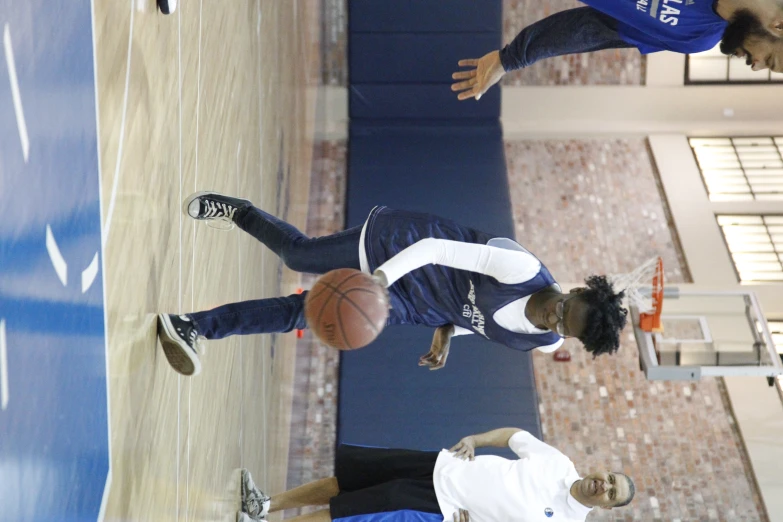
[[455, 328, 562, 343], [374, 238, 542, 287], [535, 338, 564, 353]]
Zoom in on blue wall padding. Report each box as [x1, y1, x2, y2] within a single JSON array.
[[350, 34, 502, 84], [346, 121, 512, 229], [349, 1, 502, 33], [350, 85, 500, 120], [339, 120, 542, 454], [338, 329, 541, 453], [336, 510, 443, 522], [340, 0, 541, 457], [348, 1, 502, 121]]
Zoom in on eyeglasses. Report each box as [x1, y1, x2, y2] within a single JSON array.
[[552, 297, 570, 337]]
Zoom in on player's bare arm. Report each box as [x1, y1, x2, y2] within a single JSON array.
[[419, 324, 455, 370], [450, 427, 523, 460]]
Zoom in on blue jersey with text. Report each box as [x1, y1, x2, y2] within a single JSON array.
[[582, 0, 727, 53], [363, 207, 561, 352]]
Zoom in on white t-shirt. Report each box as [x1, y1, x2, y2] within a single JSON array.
[[432, 431, 592, 522], [358, 226, 563, 352]]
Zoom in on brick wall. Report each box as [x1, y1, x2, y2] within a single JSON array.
[[505, 138, 766, 521], [320, 0, 347, 86], [286, 140, 346, 515]]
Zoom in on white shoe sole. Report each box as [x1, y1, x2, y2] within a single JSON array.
[[158, 314, 201, 376]]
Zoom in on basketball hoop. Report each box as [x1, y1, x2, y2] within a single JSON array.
[[609, 256, 664, 333], [639, 258, 664, 332]]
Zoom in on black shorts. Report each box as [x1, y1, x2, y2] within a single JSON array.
[[329, 445, 441, 519]]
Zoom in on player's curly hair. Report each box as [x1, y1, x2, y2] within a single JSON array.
[[719, 9, 768, 56], [576, 275, 628, 358]]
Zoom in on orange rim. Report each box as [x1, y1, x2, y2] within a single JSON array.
[[639, 257, 664, 333]]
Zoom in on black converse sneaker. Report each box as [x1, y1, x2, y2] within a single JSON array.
[[157, 314, 202, 376], [184, 191, 251, 230], [240, 469, 270, 520], [157, 0, 176, 14]]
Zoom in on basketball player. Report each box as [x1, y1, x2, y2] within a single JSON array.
[[157, 192, 628, 376], [235, 427, 635, 522], [452, 0, 783, 101]]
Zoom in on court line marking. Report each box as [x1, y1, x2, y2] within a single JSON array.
[[255, 1, 263, 479], [186, 2, 204, 520], [257, 0, 268, 488], [237, 141, 244, 464], [3, 24, 29, 163], [81, 252, 100, 293], [45, 225, 68, 286], [101, 1, 135, 245], [0, 319, 8, 410], [177, 3, 183, 521], [91, 0, 113, 519]]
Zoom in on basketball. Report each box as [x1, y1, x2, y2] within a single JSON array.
[[304, 268, 389, 350]]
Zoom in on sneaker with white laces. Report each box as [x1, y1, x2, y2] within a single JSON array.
[[157, 314, 202, 376], [157, 0, 176, 14], [240, 469, 271, 520], [183, 191, 252, 230], [236, 512, 256, 522]]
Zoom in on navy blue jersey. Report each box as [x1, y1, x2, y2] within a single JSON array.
[[582, 0, 727, 53], [363, 207, 561, 352]]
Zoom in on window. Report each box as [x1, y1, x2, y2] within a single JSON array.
[[690, 137, 783, 201], [769, 321, 783, 354], [686, 45, 783, 84], [717, 215, 783, 282]]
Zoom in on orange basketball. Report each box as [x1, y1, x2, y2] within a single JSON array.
[[304, 268, 389, 350]]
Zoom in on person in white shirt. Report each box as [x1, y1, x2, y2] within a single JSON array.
[[157, 193, 628, 377], [235, 427, 635, 522]]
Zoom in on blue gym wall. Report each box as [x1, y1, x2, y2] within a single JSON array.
[[339, 0, 543, 454]]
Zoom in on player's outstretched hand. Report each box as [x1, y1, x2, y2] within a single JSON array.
[[419, 325, 453, 370], [450, 436, 476, 461], [452, 509, 470, 522], [452, 50, 505, 101]]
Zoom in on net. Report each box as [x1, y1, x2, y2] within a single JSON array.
[[609, 257, 661, 312]]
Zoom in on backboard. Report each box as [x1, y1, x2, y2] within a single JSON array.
[[631, 290, 783, 381]]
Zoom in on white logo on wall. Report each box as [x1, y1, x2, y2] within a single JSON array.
[[462, 281, 487, 337]]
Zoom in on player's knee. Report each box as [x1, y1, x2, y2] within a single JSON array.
[[279, 239, 312, 272]]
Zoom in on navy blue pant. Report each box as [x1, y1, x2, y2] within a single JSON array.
[[188, 205, 363, 339]]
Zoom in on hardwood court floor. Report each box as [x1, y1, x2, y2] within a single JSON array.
[[93, 1, 320, 520]]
